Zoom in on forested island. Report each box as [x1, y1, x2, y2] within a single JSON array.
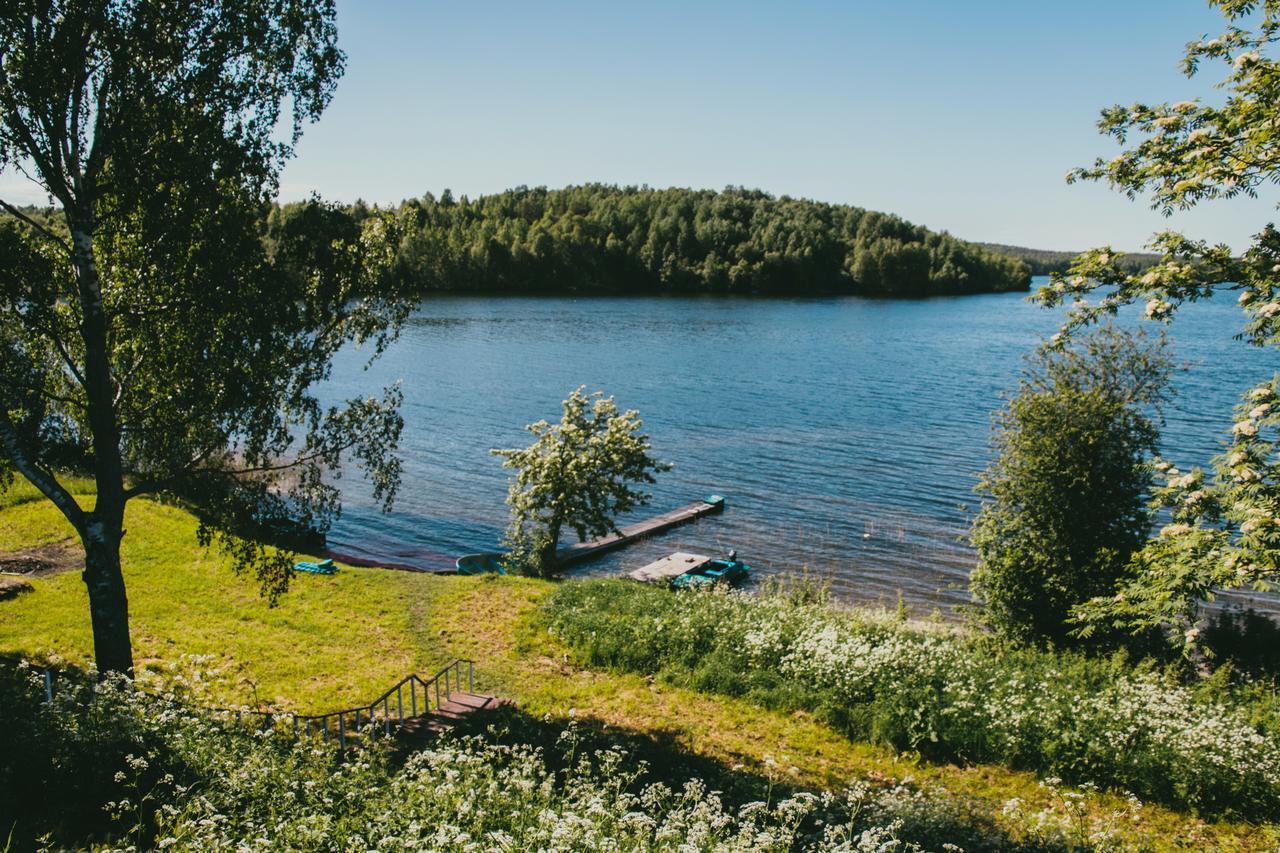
[[280, 185, 1032, 297]]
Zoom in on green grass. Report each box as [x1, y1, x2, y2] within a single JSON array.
[[1, 480, 1276, 849], [0, 486, 454, 711]]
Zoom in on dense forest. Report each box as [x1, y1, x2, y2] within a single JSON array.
[[8, 189, 1035, 297], [294, 185, 1031, 297], [974, 242, 1163, 276]]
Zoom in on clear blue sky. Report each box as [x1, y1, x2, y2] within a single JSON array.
[[4, 1, 1274, 252], [277, 0, 1277, 253]]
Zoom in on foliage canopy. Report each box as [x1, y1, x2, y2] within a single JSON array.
[[1035, 0, 1280, 637], [0, 1, 408, 673], [376, 184, 1030, 298], [969, 328, 1174, 645]]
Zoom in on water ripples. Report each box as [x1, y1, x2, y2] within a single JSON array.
[[321, 284, 1276, 614]]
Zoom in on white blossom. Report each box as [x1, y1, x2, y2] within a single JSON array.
[[1234, 51, 1260, 70]]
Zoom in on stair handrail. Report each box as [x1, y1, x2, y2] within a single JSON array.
[[35, 659, 481, 750], [290, 658, 476, 748]]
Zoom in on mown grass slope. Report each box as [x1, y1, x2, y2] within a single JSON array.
[[0, 480, 1275, 849], [0, 480, 453, 710]]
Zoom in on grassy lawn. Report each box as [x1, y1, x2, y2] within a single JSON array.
[[0, 482, 455, 710], [0, 480, 1275, 849]]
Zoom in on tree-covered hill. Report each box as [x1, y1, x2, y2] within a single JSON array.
[[316, 185, 1031, 297], [973, 241, 1163, 276]]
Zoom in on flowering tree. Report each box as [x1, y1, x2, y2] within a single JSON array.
[[492, 388, 671, 577], [1036, 1, 1280, 639]]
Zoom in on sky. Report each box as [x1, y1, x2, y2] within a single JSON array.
[[4, 0, 1277, 252]]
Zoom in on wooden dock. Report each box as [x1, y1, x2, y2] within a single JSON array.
[[556, 495, 726, 567]]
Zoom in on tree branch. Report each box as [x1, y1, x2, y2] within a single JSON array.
[[0, 196, 71, 253], [0, 408, 85, 532], [122, 439, 363, 501]]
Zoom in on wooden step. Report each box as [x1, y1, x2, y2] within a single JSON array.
[[396, 692, 506, 738]]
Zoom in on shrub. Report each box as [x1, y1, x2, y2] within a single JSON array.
[[0, 660, 1030, 851], [970, 328, 1174, 646]]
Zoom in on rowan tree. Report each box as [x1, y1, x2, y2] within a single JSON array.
[[1035, 0, 1280, 639]]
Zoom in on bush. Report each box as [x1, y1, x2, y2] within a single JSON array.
[[543, 579, 1280, 821], [970, 328, 1174, 646]]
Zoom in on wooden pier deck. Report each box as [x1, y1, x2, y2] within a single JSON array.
[[556, 496, 726, 567]]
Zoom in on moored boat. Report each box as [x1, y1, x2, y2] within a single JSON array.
[[455, 552, 507, 575], [669, 557, 750, 588]]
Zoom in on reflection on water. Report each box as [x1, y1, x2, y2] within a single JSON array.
[[320, 281, 1277, 614]]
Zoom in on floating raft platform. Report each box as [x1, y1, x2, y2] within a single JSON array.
[[628, 551, 711, 583], [556, 495, 726, 567]]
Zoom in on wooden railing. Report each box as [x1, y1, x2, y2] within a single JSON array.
[[290, 659, 476, 748], [37, 659, 479, 750]]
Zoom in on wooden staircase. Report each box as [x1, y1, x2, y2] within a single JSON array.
[[228, 659, 506, 749], [399, 690, 508, 738]]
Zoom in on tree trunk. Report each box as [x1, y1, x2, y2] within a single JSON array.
[[538, 520, 562, 576], [68, 217, 135, 676], [82, 515, 133, 676]]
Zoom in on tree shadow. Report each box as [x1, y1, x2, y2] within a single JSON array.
[[410, 701, 1052, 852]]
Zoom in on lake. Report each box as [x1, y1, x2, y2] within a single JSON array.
[[321, 279, 1276, 614]]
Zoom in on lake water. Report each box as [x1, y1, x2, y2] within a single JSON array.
[[321, 279, 1276, 614]]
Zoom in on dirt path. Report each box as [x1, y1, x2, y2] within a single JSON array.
[[0, 539, 79, 578]]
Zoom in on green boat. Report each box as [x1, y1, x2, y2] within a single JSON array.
[[669, 557, 750, 589], [293, 558, 337, 575], [455, 552, 507, 575]]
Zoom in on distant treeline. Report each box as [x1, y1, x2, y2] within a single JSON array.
[[974, 242, 1163, 277], [5, 190, 1035, 297], [288, 185, 1030, 297]]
